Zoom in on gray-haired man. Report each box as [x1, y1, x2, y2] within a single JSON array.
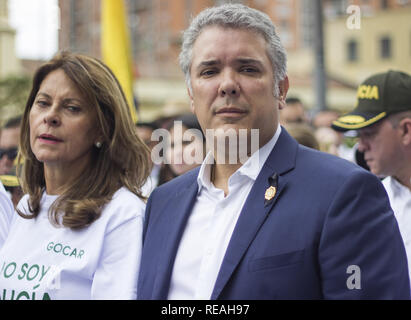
[[138, 4, 409, 299]]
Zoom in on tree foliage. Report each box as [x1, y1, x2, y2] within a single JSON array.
[[0, 75, 31, 121]]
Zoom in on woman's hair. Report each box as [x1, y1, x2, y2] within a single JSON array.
[[179, 3, 287, 97], [17, 51, 151, 229]]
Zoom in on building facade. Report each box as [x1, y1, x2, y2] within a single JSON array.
[[57, 0, 411, 118], [0, 0, 21, 78], [325, 0, 411, 84]]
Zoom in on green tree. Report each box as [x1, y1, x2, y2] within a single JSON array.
[[0, 75, 31, 122]]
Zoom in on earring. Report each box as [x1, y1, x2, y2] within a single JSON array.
[[95, 142, 102, 148]]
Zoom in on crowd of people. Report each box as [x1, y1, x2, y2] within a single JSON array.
[[0, 3, 410, 300]]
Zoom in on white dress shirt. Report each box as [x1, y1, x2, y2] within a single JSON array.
[[383, 176, 411, 282], [168, 125, 281, 300]]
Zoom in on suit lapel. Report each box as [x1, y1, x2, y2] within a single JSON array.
[[211, 129, 298, 299], [151, 176, 199, 299]]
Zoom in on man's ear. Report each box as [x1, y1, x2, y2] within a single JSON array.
[[278, 76, 289, 110], [400, 118, 411, 146], [187, 87, 195, 114]]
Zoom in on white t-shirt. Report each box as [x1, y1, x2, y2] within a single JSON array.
[[0, 187, 145, 300], [0, 181, 15, 249]]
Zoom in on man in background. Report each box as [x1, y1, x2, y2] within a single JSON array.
[[333, 70, 411, 282], [136, 121, 161, 197], [0, 115, 21, 175], [0, 116, 20, 245], [279, 97, 308, 124]]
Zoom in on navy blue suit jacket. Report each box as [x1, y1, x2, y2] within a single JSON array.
[[138, 129, 410, 299]]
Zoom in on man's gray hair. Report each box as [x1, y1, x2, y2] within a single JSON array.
[[179, 3, 287, 97]]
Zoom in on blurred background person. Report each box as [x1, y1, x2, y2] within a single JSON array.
[[283, 122, 319, 150], [0, 52, 151, 300], [0, 115, 21, 175], [311, 109, 342, 156], [0, 167, 23, 208], [136, 121, 161, 197], [279, 97, 308, 125], [0, 116, 24, 207], [159, 113, 205, 185], [312, 109, 367, 169], [312, 109, 340, 129], [0, 179, 14, 249], [314, 126, 341, 156]]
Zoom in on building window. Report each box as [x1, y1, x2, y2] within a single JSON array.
[[347, 40, 358, 62], [380, 36, 392, 59]]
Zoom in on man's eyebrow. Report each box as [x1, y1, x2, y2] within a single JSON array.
[[236, 58, 263, 66], [195, 58, 264, 68], [196, 60, 220, 68]]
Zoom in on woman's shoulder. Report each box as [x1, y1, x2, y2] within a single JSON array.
[[102, 187, 146, 219], [112, 187, 145, 204], [96, 187, 146, 233], [17, 192, 57, 212]]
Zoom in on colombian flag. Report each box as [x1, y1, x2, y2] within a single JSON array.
[[101, 0, 137, 123]]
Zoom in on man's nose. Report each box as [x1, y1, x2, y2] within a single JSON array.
[[218, 71, 240, 98], [357, 137, 368, 153]]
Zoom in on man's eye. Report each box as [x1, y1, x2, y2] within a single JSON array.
[[200, 69, 217, 77], [240, 67, 259, 73]]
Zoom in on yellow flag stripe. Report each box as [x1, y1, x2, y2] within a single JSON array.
[[101, 0, 137, 123]]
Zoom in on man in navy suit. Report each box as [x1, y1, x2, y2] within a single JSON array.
[[137, 3, 410, 299]]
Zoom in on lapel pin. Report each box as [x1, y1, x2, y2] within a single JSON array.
[[264, 173, 279, 206], [265, 186, 276, 201]]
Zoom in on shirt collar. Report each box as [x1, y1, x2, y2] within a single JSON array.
[[197, 125, 282, 192], [386, 176, 411, 198]]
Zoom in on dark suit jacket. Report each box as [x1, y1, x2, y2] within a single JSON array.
[[138, 129, 410, 299]]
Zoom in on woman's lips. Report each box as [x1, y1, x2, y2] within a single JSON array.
[[38, 134, 63, 144]]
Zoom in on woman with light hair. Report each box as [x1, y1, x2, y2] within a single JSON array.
[[0, 52, 151, 300]]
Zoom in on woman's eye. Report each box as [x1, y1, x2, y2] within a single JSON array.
[[67, 106, 81, 112], [36, 100, 48, 107]]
